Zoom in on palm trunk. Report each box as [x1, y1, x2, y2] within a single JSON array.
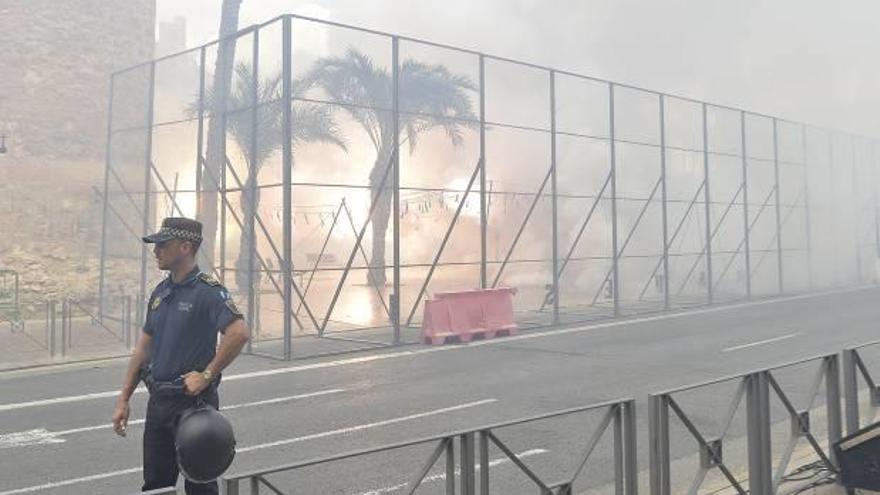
[[367, 145, 393, 286], [199, 0, 242, 269], [235, 166, 260, 294]]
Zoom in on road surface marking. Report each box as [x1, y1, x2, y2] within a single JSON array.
[[0, 389, 133, 413], [0, 398, 497, 495], [0, 284, 871, 413], [722, 333, 801, 353], [0, 389, 345, 448], [0, 467, 143, 495], [237, 398, 497, 453], [0, 429, 66, 449], [355, 448, 548, 495]]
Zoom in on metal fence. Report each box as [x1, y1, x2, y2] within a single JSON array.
[[61, 296, 134, 353], [0, 269, 21, 329], [220, 399, 637, 495], [842, 339, 880, 436], [649, 353, 841, 494], [5, 296, 132, 362], [132, 347, 872, 494], [100, 13, 880, 359]]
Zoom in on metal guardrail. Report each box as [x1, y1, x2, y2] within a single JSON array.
[[648, 353, 842, 495], [222, 398, 637, 495], [57, 296, 135, 354], [46, 299, 58, 356], [121, 346, 880, 495], [0, 269, 22, 330], [0, 309, 24, 333], [0, 269, 20, 306], [5, 296, 135, 360], [842, 339, 880, 436]]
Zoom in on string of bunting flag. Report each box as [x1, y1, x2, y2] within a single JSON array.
[[252, 180, 559, 226]]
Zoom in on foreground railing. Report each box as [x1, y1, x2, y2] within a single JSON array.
[[129, 344, 880, 495], [649, 353, 842, 494], [222, 398, 637, 495], [842, 339, 880, 436]]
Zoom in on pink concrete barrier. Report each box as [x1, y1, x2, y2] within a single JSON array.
[[421, 287, 517, 345]]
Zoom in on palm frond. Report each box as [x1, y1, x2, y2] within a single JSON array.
[[398, 59, 477, 153], [300, 48, 392, 152], [191, 62, 347, 170], [303, 48, 477, 156], [293, 103, 348, 152]]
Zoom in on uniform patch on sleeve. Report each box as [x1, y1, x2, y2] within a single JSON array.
[[151, 296, 162, 310], [225, 299, 242, 316]]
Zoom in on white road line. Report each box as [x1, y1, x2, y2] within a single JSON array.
[[0, 399, 497, 495], [0, 429, 66, 449], [0, 468, 143, 495], [56, 420, 145, 437], [0, 284, 871, 413], [354, 448, 548, 495], [722, 333, 801, 353], [0, 389, 135, 413], [238, 398, 497, 453], [0, 389, 345, 448], [223, 388, 345, 411]]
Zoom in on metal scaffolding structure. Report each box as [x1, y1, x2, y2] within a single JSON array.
[[99, 14, 880, 360]]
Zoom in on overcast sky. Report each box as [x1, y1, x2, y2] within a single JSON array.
[[156, 0, 880, 139]]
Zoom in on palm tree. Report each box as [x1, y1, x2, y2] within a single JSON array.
[[201, 0, 243, 268], [199, 62, 347, 295], [302, 48, 477, 286]]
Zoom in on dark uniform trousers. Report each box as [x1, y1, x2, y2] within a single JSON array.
[[142, 386, 220, 494]]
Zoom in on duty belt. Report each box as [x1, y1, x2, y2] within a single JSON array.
[[139, 367, 217, 397]]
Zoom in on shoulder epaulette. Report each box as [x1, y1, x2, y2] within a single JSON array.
[[198, 273, 222, 287]]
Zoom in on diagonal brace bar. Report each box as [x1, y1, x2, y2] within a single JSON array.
[[713, 186, 777, 291], [539, 171, 611, 312], [750, 188, 806, 280], [667, 396, 747, 494], [638, 181, 706, 301], [296, 200, 344, 315], [343, 201, 392, 320], [222, 156, 319, 331], [406, 438, 452, 495], [591, 175, 663, 306], [486, 431, 553, 493], [320, 152, 396, 334], [567, 405, 617, 483], [491, 165, 554, 288], [405, 159, 482, 327], [675, 183, 743, 296], [767, 372, 836, 470]]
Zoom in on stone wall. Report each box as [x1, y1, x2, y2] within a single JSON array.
[[0, 0, 156, 160], [0, 159, 142, 317], [0, 1, 155, 317]]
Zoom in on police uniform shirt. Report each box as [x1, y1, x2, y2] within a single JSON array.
[[143, 266, 243, 382]]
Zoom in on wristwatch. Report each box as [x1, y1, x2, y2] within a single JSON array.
[[202, 370, 213, 382]]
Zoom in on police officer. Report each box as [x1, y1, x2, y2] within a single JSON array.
[[111, 217, 250, 494]]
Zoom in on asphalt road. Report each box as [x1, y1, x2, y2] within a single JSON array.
[[1, 285, 879, 494]]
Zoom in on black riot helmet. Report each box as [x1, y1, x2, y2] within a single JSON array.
[[175, 405, 236, 483]]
